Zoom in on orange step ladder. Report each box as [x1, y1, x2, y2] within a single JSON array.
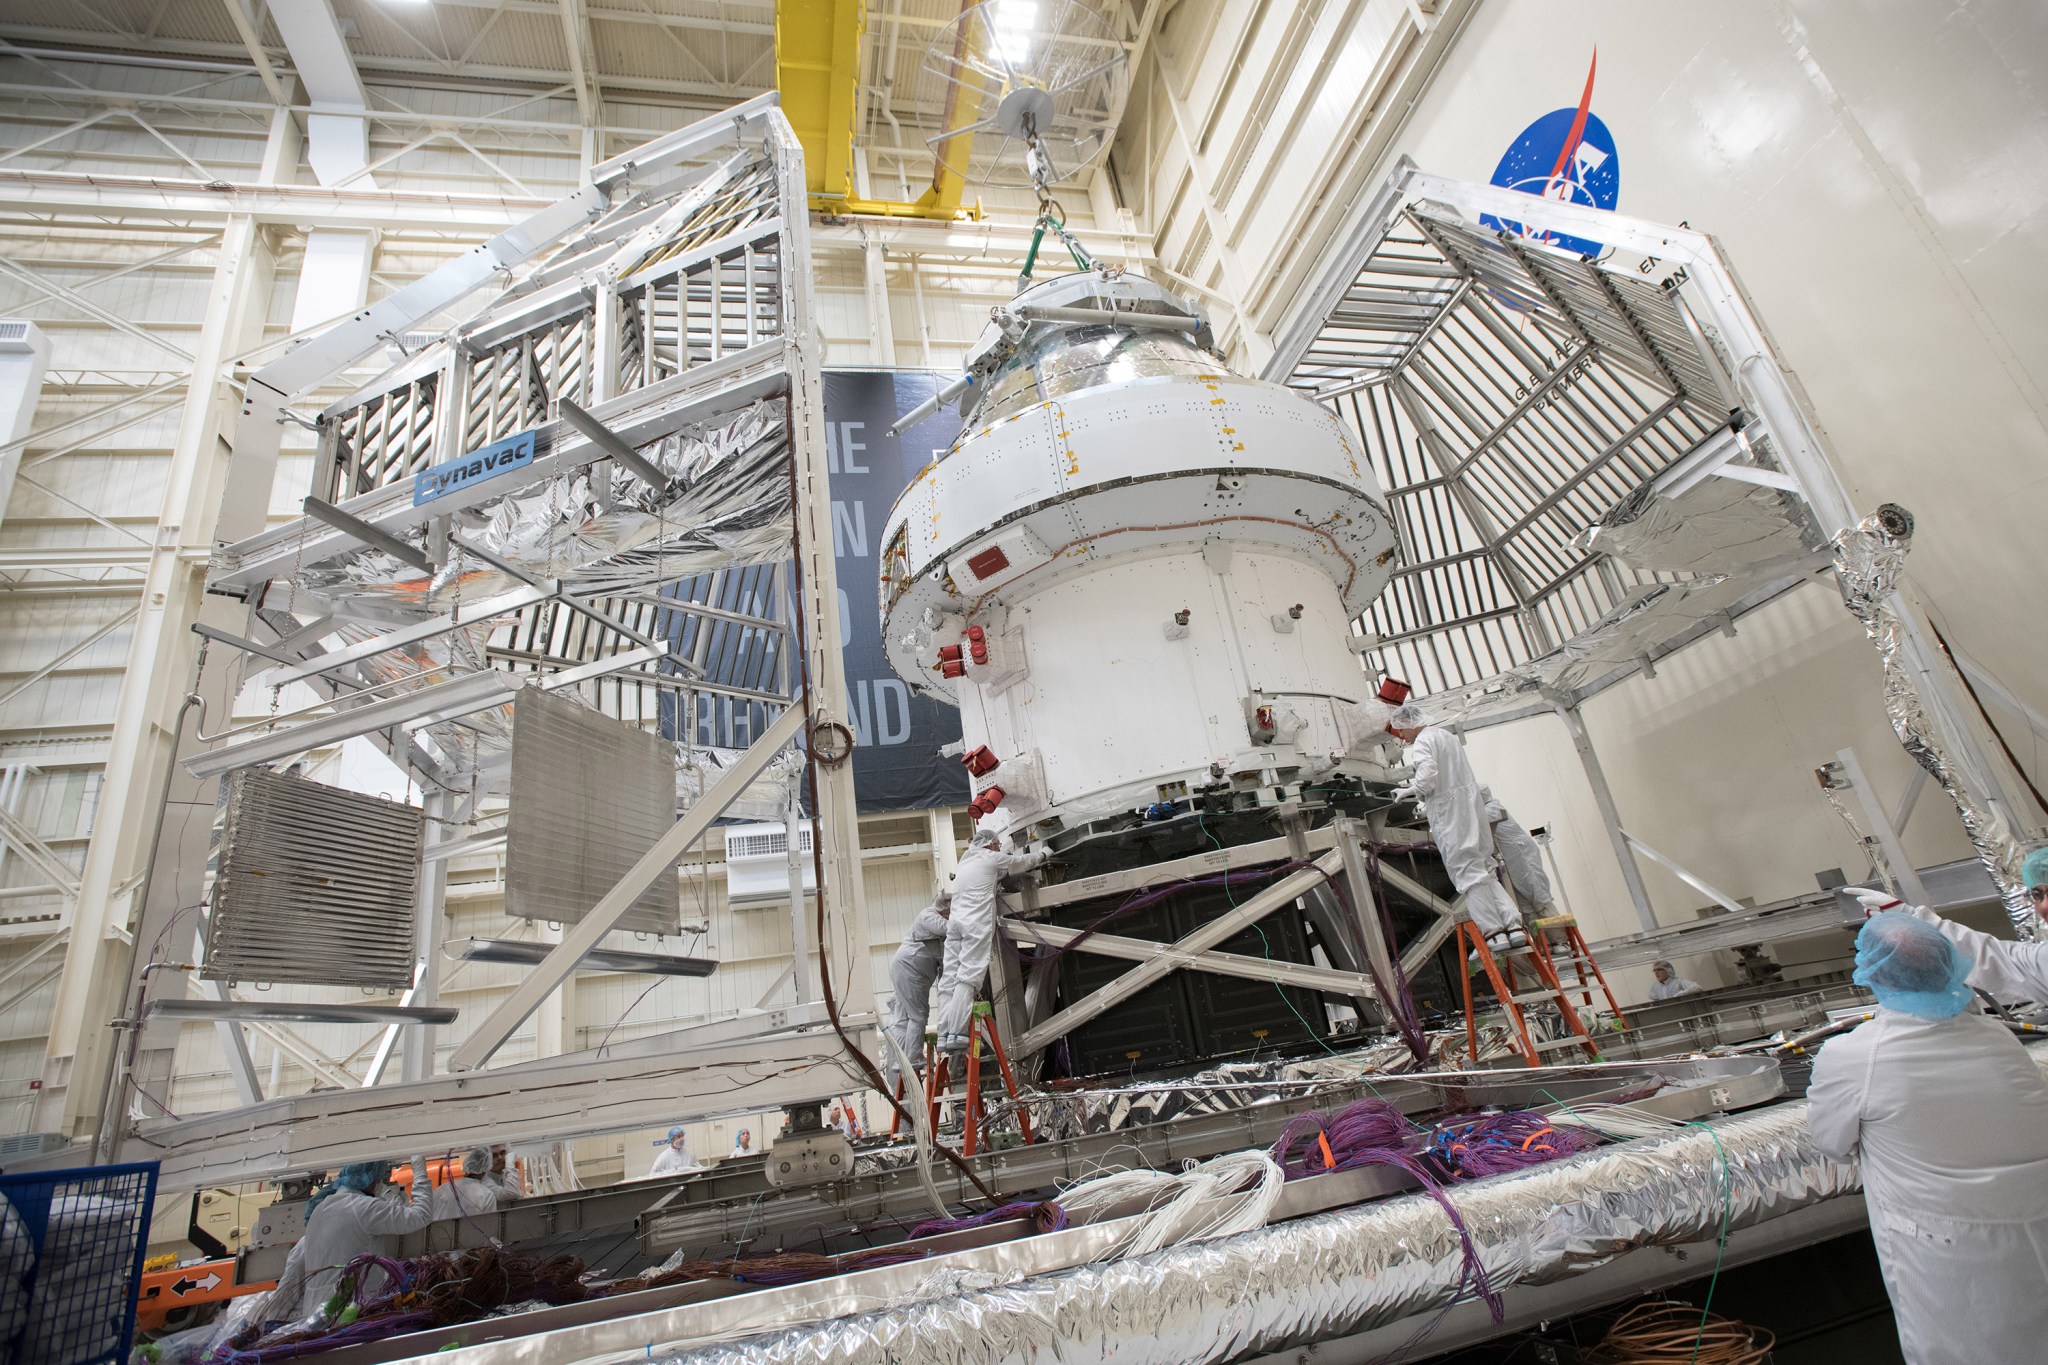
[[888, 1002, 1034, 1155], [1531, 913, 1629, 1029], [1456, 920, 1602, 1066]]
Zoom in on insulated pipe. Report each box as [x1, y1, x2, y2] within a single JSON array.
[[885, 372, 972, 437], [1014, 304, 1202, 331]]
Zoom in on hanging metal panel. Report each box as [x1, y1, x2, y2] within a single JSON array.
[[505, 686, 679, 935], [204, 769, 424, 989]]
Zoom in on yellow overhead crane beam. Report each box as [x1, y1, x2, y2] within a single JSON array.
[[774, 0, 984, 220]]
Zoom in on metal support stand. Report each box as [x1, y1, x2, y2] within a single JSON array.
[[1553, 701, 1658, 934], [784, 785, 814, 1004], [1831, 746, 1933, 907]]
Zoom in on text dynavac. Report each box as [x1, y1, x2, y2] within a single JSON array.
[[413, 429, 537, 507]]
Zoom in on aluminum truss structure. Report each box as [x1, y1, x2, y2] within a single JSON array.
[[1264, 161, 2036, 932], [93, 95, 881, 1182]]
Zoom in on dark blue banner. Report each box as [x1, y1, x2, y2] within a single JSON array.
[[824, 370, 969, 813]]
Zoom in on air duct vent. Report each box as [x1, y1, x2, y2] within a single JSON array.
[[506, 687, 679, 934], [205, 768, 424, 989]]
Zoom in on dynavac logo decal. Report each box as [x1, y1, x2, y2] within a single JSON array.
[[413, 429, 537, 507], [1481, 49, 1618, 257]]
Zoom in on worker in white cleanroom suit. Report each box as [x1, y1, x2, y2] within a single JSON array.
[[482, 1145, 524, 1203], [1648, 960, 1703, 1000], [1388, 704, 1525, 951], [430, 1146, 504, 1221], [886, 888, 951, 1078], [934, 828, 1047, 1055], [1846, 847, 2048, 1006], [1806, 912, 2048, 1365], [1478, 786, 1556, 916], [650, 1127, 702, 1176], [267, 1157, 430, 1321]]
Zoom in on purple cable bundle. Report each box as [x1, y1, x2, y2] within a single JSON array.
[[1426, 1110, 1601, 1181], [1271, 1097, 1505, 1322], [909, 1199, 1069, 1240], [1360, 843, 1434, 1068]]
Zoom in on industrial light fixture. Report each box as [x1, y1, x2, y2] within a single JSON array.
[[991, 0, 1039, 65]]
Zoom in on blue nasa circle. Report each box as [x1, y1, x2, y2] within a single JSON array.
[[1480, 108, 1619, 257]]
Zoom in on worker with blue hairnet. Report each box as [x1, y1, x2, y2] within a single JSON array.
[[1845, 846, 2048, 1006], [934, 826, 1047, 1056], [650, 1127, 702, 1176], [886, 886, 951, 1081], [1806, 912, 2048, 1363], [265, 1155, 430, 1323], [1388, 705, 1525, 951]]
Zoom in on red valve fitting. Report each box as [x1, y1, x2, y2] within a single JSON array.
[[962, 745, 1000, 776]]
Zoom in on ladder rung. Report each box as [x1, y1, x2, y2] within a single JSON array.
[[1534, 1034, 1596, 1052], [1505, 989, 1560, 1005]]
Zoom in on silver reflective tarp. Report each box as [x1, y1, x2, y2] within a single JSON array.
[[1831, 505, 2034, 935], [648, 1101, 1853, 1365], [1580, 460, 1825, 580], [301, 399, 790, 609]]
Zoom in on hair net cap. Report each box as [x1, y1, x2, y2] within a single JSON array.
[[2023, 846, 2048, 889], [308, 1161, 385, 1217], [462, 1145, 493, 1179], [1653, 960, 1674, 973], [1388, 702, 1431, 729], [667, 1127, 686, 1142], [1854, 911, 1973, 1019], [970, 828, 1002, 850]]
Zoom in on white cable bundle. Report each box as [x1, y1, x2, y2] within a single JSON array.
[[1546, 1100, 1688, 1141], [1059, 1149, 1284, 1259]]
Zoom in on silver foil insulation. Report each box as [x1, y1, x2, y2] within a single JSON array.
[[649, 1101, 1855, 1365], [1831, 505, 2034, 936]]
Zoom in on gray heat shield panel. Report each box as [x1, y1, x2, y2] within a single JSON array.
[[205, 768, 425, 989], [506, 686, 679, 935]]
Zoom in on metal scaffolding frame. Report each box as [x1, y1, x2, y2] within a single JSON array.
[[1265, 160, 2036, 935], [90, 95, 879, 1180]]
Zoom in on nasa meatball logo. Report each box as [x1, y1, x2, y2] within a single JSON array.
[[1481, 50, 1618, 258]]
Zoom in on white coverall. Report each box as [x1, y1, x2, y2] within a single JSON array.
[[1806, 1009, 2048, 1364], [650, 1143, 702, 1176], [1407, 726, 1521, 937], [1905, 903, 2048, 1005], [1480, 788, 1553, 911], [1648, 975, 1703, 1001], [935, 845, 1046, 1043], [429, 1175, 500, 1222], [482, 1169, 524, 1204], [268, 1161, 431, 1321], [888, 903, 950, 1069]]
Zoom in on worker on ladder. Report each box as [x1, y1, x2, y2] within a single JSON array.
[[1480, 786, 1556, 919], [885, 886, 951, 1083], [934, 826, 1047, 1058], [1388, 703, 1526, 953]]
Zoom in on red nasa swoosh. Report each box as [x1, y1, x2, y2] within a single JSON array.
[[1536, 49, 1597, 244]]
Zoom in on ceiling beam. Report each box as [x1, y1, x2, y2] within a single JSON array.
[[0, 25, 753, 99]]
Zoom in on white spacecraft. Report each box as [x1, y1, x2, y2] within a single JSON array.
[[880, 270, 1405, 845]]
